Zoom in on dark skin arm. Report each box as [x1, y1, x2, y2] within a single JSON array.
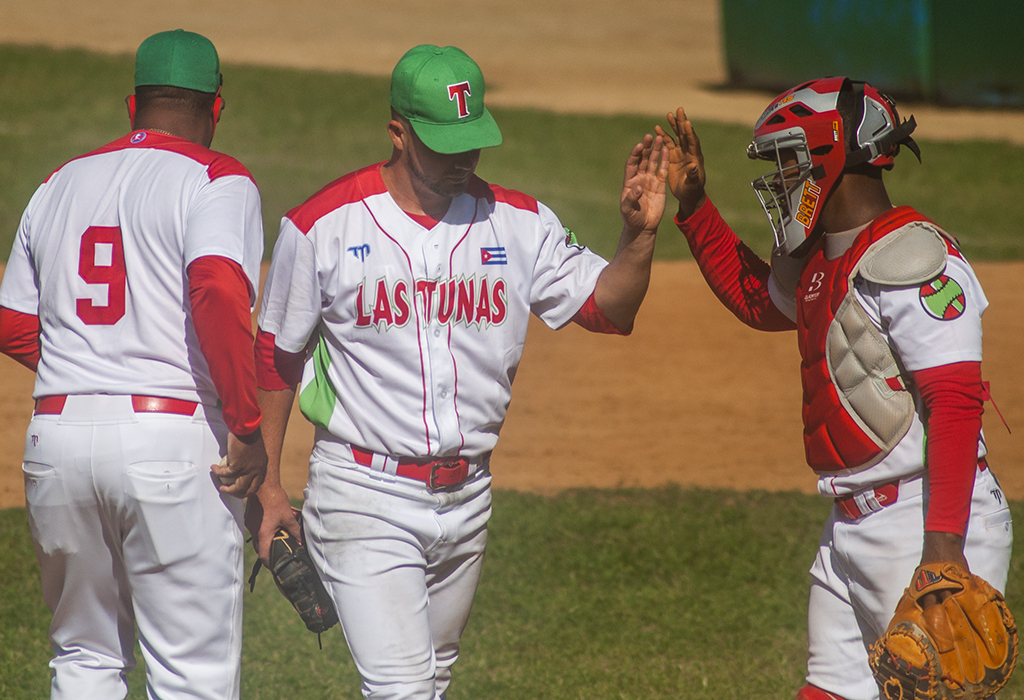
[[655, 108, 707, 221]]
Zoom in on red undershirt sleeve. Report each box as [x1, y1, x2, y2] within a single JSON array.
[[187, 255, 262, 437], [914, 361, 984, 536], [675, 198, 796, 332], [0, 306, 41, 371], [571, 292, 626, 335], [254, 328, 305, 390]]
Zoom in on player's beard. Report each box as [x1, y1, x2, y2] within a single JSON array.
[[408, 156, 473, 199]]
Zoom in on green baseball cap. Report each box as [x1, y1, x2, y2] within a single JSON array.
[[390, 45, 502, 155], [134, 29, 221, 93]]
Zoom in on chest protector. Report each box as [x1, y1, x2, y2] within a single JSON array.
[[797, 206, 955, 474]]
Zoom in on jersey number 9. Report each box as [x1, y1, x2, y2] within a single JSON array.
[[77, 226, 126, 325]]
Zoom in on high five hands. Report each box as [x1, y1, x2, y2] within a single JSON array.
[[655, 107, 707, 220], [620, 133, 669, 234]]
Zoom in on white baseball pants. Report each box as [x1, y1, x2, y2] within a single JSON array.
[[806, 466, 1013, 700], [303, 451, 493, 700], [22, 395, 244, 700]]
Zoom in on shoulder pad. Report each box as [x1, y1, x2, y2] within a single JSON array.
[[858, 221, 950, 286]]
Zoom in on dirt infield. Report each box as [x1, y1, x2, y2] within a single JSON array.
[[0, 0, 1021, 506]]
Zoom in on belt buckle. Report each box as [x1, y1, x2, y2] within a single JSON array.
[[428, 459, 468, 492]]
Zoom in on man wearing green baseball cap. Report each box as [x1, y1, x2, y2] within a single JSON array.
[[128, 28, 226, 146], [248, 44, 668, 700], [0, 28, 266, 699]]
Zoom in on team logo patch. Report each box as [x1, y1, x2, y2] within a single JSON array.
[[563, 227, 583, 249], [448, 82, 472, 118], [919, 275, 966, 320], [480, 247, 507, 265], [914, 567, 943, 592], [130, 132, 147, 144]]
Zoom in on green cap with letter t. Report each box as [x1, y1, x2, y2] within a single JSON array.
[[390, 44, 502, 154], [135, 29, 222, 93]]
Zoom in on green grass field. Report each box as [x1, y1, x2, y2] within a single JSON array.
[[2, 44, 1024, 261], [2, 491, 1022, 699]]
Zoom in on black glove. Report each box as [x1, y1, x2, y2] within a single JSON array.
[[249, 509, 338, 635]]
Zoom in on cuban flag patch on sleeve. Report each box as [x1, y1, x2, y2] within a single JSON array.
[[481, 247, 507, 265]]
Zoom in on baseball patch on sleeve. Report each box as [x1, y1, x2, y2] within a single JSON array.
[[919, 274, 966, 320], [563, 226, 583, 250]]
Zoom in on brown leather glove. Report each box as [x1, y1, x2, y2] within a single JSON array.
[[869, 562, 1017, 700]]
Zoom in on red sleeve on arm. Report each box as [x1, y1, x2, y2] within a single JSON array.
[[675, 198, 796, 332], [255, 328, 305, 390], [0, 306, 41, 371], [571, 292, 626, 335], [914, 361, 984, 536], [187, 256, 262, 436]]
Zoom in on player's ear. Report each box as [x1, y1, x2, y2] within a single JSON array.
[[126, 95, 136, 129], [212, 85, 224, 124], [386, 118, 407, 152]]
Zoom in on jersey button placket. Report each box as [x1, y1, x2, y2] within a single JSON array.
[[422, 239, 458, 453]]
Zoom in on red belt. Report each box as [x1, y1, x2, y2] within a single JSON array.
[[834, 459, 988, 520], [34, 395, 199, 416], [834, 480, 900, 520], [351, 446, 487, 491]]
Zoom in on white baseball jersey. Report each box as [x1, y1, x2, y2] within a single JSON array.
[[258, 162, 607, 458], [0, 131, 264, 403]]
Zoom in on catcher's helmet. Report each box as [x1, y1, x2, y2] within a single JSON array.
[[747, 77, 920, 256]]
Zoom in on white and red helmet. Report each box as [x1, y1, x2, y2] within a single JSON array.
[[747, 77, 920, 256]]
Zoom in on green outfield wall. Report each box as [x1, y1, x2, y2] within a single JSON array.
[[720, 0, 1024, 107]]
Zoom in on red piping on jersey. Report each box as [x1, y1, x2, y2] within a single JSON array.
[[445, 200, 484, 455], [363, 199, 434, 454], [45, 131, 255, 185]]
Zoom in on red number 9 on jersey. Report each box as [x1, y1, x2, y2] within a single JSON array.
[[77, 226, 127, 325]]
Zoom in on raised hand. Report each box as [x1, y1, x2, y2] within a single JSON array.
[[655, 107, 707, 220], [620, 133, 668, 235]]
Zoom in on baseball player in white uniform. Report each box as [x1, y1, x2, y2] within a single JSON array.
[[245, 44, 667, 700], [0, 30, 266, 699], [656, 78, 1012, 700]]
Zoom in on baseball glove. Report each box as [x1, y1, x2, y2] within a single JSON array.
[[868, 562, 1017, 700], [248, 509, 338, 635]]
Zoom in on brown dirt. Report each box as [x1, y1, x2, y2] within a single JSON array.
[[0, 0, 1021, 507]]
